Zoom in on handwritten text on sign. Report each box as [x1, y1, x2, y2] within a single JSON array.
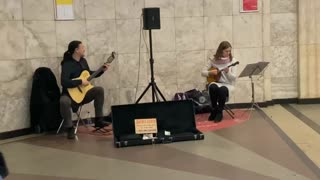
[[135, 118, 157, 134]]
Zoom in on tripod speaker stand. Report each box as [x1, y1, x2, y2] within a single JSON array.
[[136, 8, 166, 103]]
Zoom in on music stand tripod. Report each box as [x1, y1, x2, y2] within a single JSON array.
[[239, 62, 269, 112], [135, 29, 166, 103]]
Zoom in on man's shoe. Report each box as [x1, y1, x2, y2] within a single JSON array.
[[67, 127, 75, 139], [94, 118, 109, 128], [103, 115, 112, 124]]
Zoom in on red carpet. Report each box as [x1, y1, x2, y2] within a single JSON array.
[[76, 109, 250, 137], [195, 109, 250, 132]]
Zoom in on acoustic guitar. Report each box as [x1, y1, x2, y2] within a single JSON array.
[[207, 61, 239, 84], [68, 52, 116, 103]]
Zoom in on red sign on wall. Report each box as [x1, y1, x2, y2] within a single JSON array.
[[241, 0, 258, 12]]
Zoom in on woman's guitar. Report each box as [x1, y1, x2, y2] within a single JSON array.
[[68, 52, 116, 103], [207, 61, 239, 84]]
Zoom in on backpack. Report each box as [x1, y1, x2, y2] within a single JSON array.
[[173, 93, 187, 101], [173, 89, 211, 114], [30, 67, 62, 133]]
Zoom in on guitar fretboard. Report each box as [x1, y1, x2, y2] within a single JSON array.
[[87, 52, 116, 81]]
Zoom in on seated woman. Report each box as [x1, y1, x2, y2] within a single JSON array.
[[201, 41, 237, 122]]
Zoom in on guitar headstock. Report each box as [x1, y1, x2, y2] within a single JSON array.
[[232, 61, 239, 66], [106, 51, 117, 64]]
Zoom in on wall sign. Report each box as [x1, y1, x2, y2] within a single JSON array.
[[240, 0, 258, 12], [55, 0, 74, 20]]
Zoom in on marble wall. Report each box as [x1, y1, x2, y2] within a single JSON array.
[[298, 0, 320, 98], [270, 0, 298, 99], [0, 0, 298, 133]]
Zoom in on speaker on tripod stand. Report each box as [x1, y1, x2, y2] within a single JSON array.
[[143, 8, 160, 30], [136, 8, 166, 103]]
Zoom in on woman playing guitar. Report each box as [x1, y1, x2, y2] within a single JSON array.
[[201, 41, 238, 122]]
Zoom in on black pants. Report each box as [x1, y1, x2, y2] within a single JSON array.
[[60, 86, 104, 128], [208, 84, 229, 112]]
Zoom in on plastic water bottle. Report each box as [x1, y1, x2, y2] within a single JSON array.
[[87, 111, 93, 125]]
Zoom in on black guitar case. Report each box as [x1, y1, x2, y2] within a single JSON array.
[[112, 100, 204, 148]]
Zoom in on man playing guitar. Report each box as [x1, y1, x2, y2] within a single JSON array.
[[60, 40, 110, 139]]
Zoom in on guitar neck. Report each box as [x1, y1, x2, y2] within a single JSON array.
[[218, 61, 239, 71], [87, 66, 104, 81], [86, 52, 116, 81]]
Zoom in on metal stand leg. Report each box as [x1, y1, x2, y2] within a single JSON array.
[[56, 119, 64, 134], [247, 76, 263, 119], [74, 106, 86, 134], [224, 104, 235, 119]]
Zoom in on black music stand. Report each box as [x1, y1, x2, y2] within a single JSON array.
[[239, 61, 269, 110]]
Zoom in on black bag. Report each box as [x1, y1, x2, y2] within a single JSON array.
[[175, 89, 211, 114], [30, 67, 62, 133], [173, 92, 187, 101], [0, 152, 8, 178]]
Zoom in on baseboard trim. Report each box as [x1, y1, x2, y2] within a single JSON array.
[[2, 97, 320, 139], [298, 98, 320, 104], [228, 98, 300, 109], [0, 128, 33, 140], [227, 102, 268, 109], [273, 98, 298, 104]]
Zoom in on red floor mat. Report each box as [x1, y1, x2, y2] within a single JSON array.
[[196, 109, 250, 132], [76, 109, 250, 136]]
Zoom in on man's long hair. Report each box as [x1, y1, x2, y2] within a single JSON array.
[[61, 40, 82, 65]]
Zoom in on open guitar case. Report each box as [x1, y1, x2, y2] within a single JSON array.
[[111, 100, 204, 148]]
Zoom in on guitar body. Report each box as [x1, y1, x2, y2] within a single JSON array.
[[67, 51, 116, 103], [207, 67, 221, 84], [67, 70, 94, 103], [206, 61, 239, 85]]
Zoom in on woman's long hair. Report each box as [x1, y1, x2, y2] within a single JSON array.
[[61, 40, 82, 65], [214, 41, 233, 61]]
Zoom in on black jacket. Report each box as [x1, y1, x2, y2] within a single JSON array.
[[61, 57, 103, 95]]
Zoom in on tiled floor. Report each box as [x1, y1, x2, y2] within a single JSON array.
[[1, 104, 320, 180]]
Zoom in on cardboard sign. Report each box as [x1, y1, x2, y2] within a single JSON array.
[[135, 118, 157, 134]]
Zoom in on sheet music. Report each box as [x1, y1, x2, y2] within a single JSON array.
[[238, 61, 269, 78]]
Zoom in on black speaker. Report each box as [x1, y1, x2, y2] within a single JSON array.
[[143, 8, 160, 30]]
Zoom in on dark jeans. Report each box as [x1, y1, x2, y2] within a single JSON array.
[[60, 86, 104, 128], [208, 84, 229, 112]]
